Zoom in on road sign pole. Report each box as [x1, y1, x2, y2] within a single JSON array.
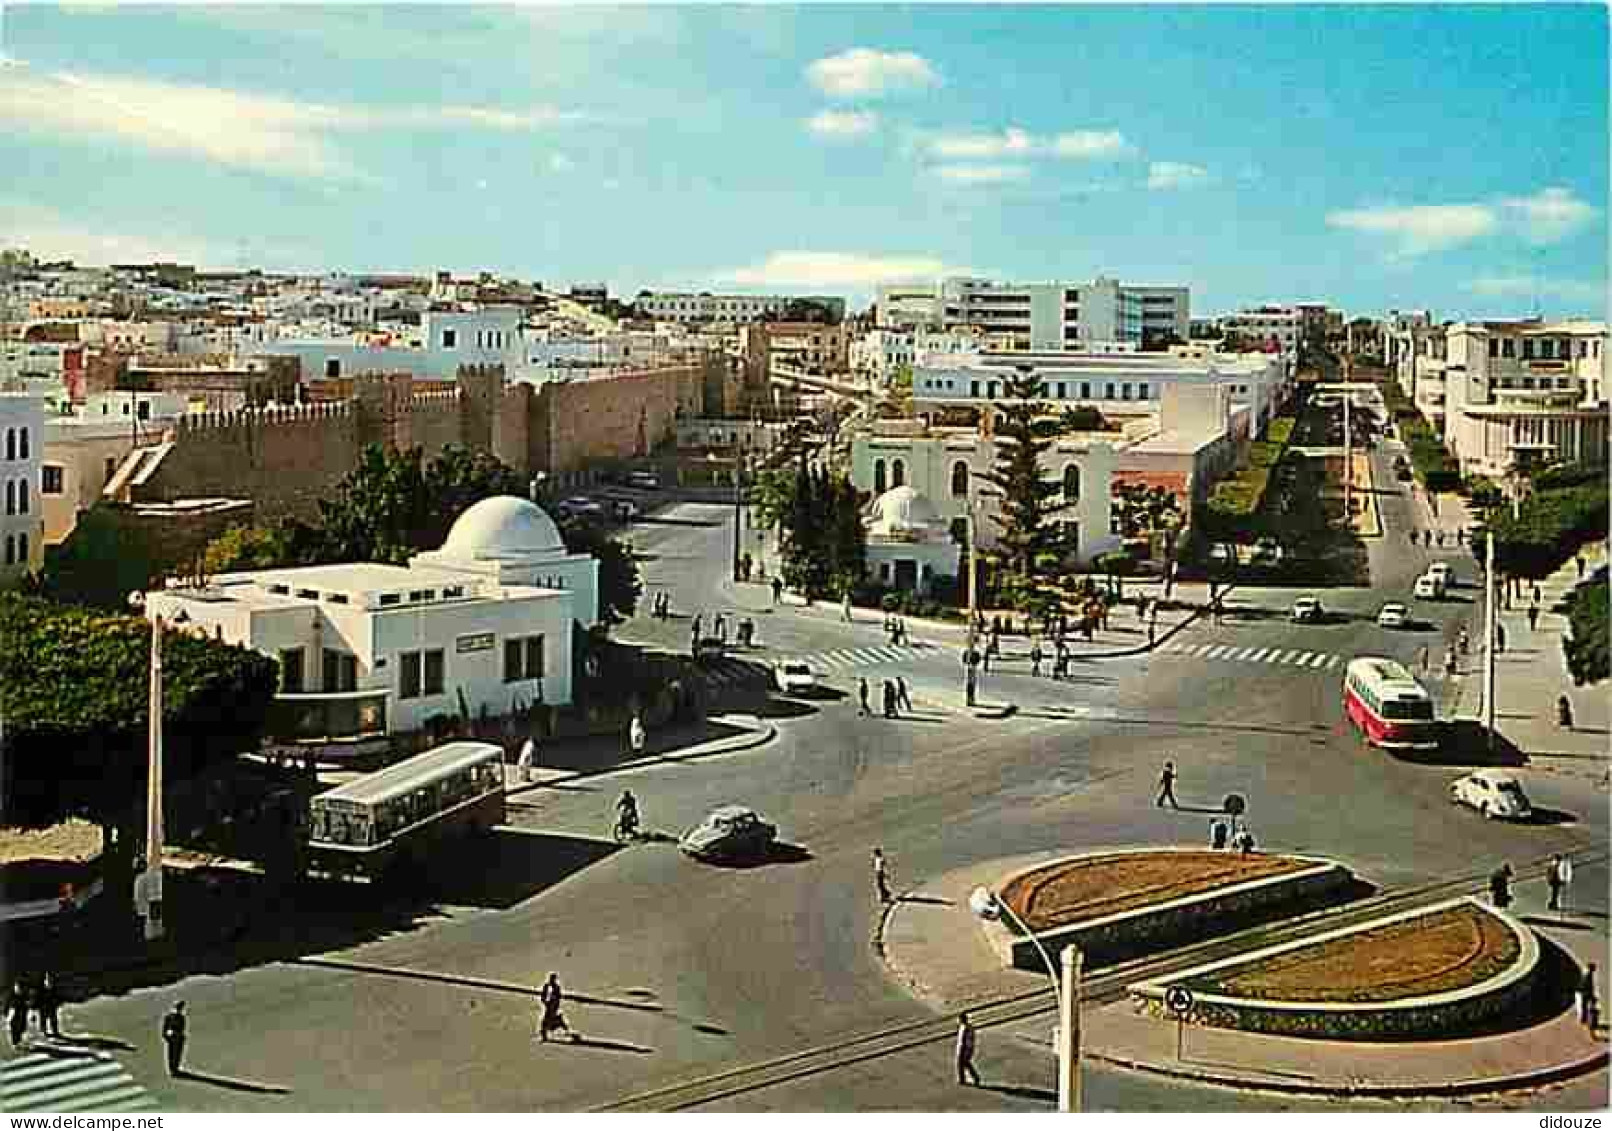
[[1058, 945, 1081, 1113]]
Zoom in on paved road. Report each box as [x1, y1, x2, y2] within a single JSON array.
[[31, 478, 1607, 1112]]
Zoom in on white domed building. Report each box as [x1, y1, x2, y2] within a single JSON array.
[[145, 495, 598, 759], [864, 485, 959, 596]]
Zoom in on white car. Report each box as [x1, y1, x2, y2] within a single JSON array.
[[1413, 573, 1445, 600], [773, 661, 816, 694], [1449, 770, 1532, 821], [1376, 602, 1409, 629], [1428, 561, 1455, 587], [1290, 596, 1324, 623], [628, 470, 661, 490]]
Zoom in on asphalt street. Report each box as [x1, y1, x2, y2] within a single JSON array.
[[35, 467, 1610, 1113]]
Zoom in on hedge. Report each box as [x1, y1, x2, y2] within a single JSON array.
[[1205, 414, 1298, 521], [1563, 577, 1609, 686]]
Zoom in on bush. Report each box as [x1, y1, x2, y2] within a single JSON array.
[[1563, 577, 1609, 686]]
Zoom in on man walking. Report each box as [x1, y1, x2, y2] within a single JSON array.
[[858, 677, 871, 717], [1156, 761, 1179, 809], [842, 591, 854, 623], [872, 848, 893, 905], [1579, 964, 1599, 1033], [34, 973, 60, 1039], [955, 1012, 980, 1087], [1527, 603, 1540, 632], [1548, 855, 1567, 911], [771, 577, 783, 607], [7, 981, 28, 1048], [1030, 640, 1043, 678], [1558, 853, 1574, 912], [516, 733, 538, 784], [628, 713, 646, 759], [895, 677, 913, 714], [882, 679, 897, 719], [161, 1001, 187, 1076], [1488, 863, 1514, 909], [538, 974, 576, 1043]]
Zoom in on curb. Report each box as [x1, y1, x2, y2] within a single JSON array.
[[1086, 1039, 1609, 1100], [504, 723, 778, 796]]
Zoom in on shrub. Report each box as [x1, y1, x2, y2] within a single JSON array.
[[1563, 577, 1609, 687]]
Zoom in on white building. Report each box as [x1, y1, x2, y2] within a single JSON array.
[[848, 328, 982, 383], [0, 393, 45, 583], [1439, 319, 1609, 477], [874, 276, 1190, 350], [910, 345, 1292, 431], [862, 486, 961, 594], [1220, 306, 1302, 355], [145, 497, 600, 756], [260, 307, 524, 383], [850, 420, 1120, 565], [635, 291, 846, 325]]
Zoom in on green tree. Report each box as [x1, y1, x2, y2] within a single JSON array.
[[1563, 577, 1609, 686], [38, 505, 163, 610], [825, 472, 867, 593], [200, 523, 294, 575], [980, 368, 1068, 583], [556, 516, 642, 628]]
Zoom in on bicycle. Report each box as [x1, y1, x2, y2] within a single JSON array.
[[612, 813, 641, 844]]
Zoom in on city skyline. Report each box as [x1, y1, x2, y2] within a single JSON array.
[[0, 4, 1606, 318]]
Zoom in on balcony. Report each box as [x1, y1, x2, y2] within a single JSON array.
[[269, 689, 390, 745]]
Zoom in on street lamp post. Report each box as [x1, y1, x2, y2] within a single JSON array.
[[732, 457, 745, 582], [971, 887, 1081, 1112]]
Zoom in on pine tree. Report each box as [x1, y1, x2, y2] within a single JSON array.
[[980, 367, 1069, 587]]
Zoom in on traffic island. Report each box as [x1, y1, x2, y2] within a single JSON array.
[[1129, 896, 1541, 1040], [986, 848, 1359, 970]]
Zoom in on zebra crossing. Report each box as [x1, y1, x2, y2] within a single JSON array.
[[792, 642, 933, 674], [1154, 640, 1344, 670], [1, 1048, 157, 1113]]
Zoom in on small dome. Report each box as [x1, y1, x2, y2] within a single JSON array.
[[440, 496, 565, 559], [868, 485, 945, 537]]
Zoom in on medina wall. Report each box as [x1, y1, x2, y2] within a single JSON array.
[[532, 364, 708, 472]]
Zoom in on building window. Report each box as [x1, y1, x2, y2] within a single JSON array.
[[1522, 339, 1535, 360], [322, 649, 358, 694], [400, 651, 421, 699], [279, 648, 305, 693], [892, 459, 906, 488], [1081, 382, 1091, 399], [951, 461, 969, 497], [1541, 339, 1555, 360], [442, 328, 458, 349], [41, 466, 63, 495], [378, 593, 402, 607], [1105, 383, 1115, 399], [987, 381, 998, 399], [503, 634, 546, 682], [17, 428, 26, 460], [4, 480, 11, 515], [1139, 383, 1150, 399], [2, 534, 11, 566], [326, 358, 341, 379], [15, 533, 25, 565], [1489, 338, 1499, 358], [1121, 383, 1132, 400], [1063, 464, 1081, 502], [970, 380, 980, 398], [1502, 339, 1514, 358], [17, 478, 27, 514], [423, 649, 445, 696], [3, 429, 11, 461], [874, 459, 887, 494], [1056, 382, 1066, 399]]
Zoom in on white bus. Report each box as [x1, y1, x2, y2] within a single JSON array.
[[1343, 657, 1438, 751]]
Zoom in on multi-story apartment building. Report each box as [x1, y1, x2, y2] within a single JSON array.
[[848, 328, 982, 382], [0, 392, 45, 583], [635, 291, 846, 325], [874, 276, 1191, 350], [1440, 319, 1608, 477], [1220, 305, 1302, 355]]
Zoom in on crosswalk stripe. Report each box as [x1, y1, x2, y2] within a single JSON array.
[[1207, 645, 1233, 659], [1, 1052, 155, 1113], [1327, 655, 1342, 669], [1291, 651, 1317, 666], [1250, 647, 1274, 662], [1309, 653, 1332, 668], [1232, 647, 1259, 661]]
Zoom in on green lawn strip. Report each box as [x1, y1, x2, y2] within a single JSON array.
[[1178, 904, 1521, 1004]]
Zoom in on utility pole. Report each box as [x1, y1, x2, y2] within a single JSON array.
[[138, 616, 166, 942], [1058, 945, 1082, 1113], [731, 457, 743, 581], [1342, 387, 1352, 522], [1484, 529, 1497, 754]]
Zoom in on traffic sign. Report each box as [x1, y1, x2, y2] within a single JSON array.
[[1223, 794, 1246, 817], [1164, 986, 1194, 1016]]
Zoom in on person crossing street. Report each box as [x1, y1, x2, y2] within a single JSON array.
[[872, 848, 893, 905], [161, 1001, 187, 1075], [1156, 761, 1179, 809], [955, 1012, 981, 1086], [538, 974, 577, 1043]]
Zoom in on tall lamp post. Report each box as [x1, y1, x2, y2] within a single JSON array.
[[970, 888, 1081, 1112], [732, 455, 745, 582]]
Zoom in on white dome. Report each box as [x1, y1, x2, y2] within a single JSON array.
[[440, 496, 566, 559], [868, 485, 945, 538]]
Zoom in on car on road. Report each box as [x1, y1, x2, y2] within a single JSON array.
[[1376, 602, 1409, 629], [628, 470, 661, 490], [773, 660, 816, 694], [1252, 538, 1284, 566], [557, 496, 605, 519], [1428, 561, 1455, 587], [679, 805, 778, 862], [609, 498, 640, 521], [1449, 770, 1533, 821], [1290, 596, 1324, 623], [1414, 572, 1446, 600]]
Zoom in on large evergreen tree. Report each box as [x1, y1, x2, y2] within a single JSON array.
[[980, 368, 1070, 586]]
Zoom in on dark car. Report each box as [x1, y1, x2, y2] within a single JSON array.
[[679, 805, 778, 861]]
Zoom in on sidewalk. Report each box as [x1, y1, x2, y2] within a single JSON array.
[[879, 852, 1610, 1100], [1445, 540, 1609, 766], [501, 712, 777, 795]]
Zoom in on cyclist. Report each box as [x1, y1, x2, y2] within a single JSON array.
[[615, 790, 640, 842]]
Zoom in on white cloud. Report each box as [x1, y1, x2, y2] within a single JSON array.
[[932, 164, 1031, 185], [0, 201, 219, 266], [1500, 187, 1599, 246], [1051, 130, 1134, 160], [0, 68, 578, 179], [806, 48, 940, 99], [724, 251, 964, 288], [805, 109, 879, 139], [1146, 161, 1210, 191], [1463, 275, 1607, 304], [927, 126, 1132, 162], [1325, 202, 1498, 258]]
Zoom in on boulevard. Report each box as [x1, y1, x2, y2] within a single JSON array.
[[43, 458, 1609, 1113]]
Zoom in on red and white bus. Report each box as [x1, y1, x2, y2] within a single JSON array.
[[1343, 657, 1439, 750]]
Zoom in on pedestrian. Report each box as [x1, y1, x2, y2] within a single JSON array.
[[161, 1001, 187, 1075], [538, 974, 576, 1043], [955, 1012, 981, 1087], [858, 677, 871, 716], [1495, 622, 1506, 653], [1547, 855, 1567, 911], [714, 613, 726, 642], [1576, 553, 1586, 579], [1156, 761, 1179, 809], [1559, 853, 1575, 913], [1579, 964, 1600, 1033], [873, 847, 893, 905], [516, 734, 538, 784], [1030, 640, 1043, 678], [1532, 582, 1542, 605], [1417, 646, 1429, 674], [897, 617, 908, 646], [882, 679, 897, 719], [1054, 648, 1069, 680], [1236, 828, 1257, 854], [1488, 863, 1514, 910], [896, 677, 913, 714], [1527, 602, 1540, 632], [35, 973, 60, 1039], [843, 592, 853, 623], [772, 577, 783, 606], [7, 981, 28, 1048], [692, 613, 703, 640], [965, 667, 978, 707], [628, 714, 646, 758], [1210, 819, 1229, 850]]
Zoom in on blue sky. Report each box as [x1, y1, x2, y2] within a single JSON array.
[[1, 3, 1606, 318]]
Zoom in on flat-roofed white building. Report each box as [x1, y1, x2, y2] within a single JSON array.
[[1440, 319, 1609, 477], [875, 276, 1190, 349], [144, 496, 599, 756], [0, 393, 44, 583], [1220, 305, 1302, 355], [635, 291, 845, 325]]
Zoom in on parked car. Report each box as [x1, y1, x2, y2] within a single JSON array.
[[1414, 573, 1446, 600], [1252, 538, 1284, 566], [628, 470, 661, 490], [1290, 596, 1324, 623], [1449, 770, 1532, 821], [679, 805, 778, 861], [773, 660, 816, 694], [1376, 602, 1409, 629]]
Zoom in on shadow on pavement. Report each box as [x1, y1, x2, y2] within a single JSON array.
[[559, 1035, 653, 1055], [1521, 914, 1597, 933], [177, 1068, 292, 1095], [55, 1032, 136, 1052], [699, 842, 813, 870], [1397, 721, 1527, 767], [1520, 807, 1578, 827], [406, 829, 620, 910], [754, 697, 818, 720], [979, 1083, 1056, 1105]]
